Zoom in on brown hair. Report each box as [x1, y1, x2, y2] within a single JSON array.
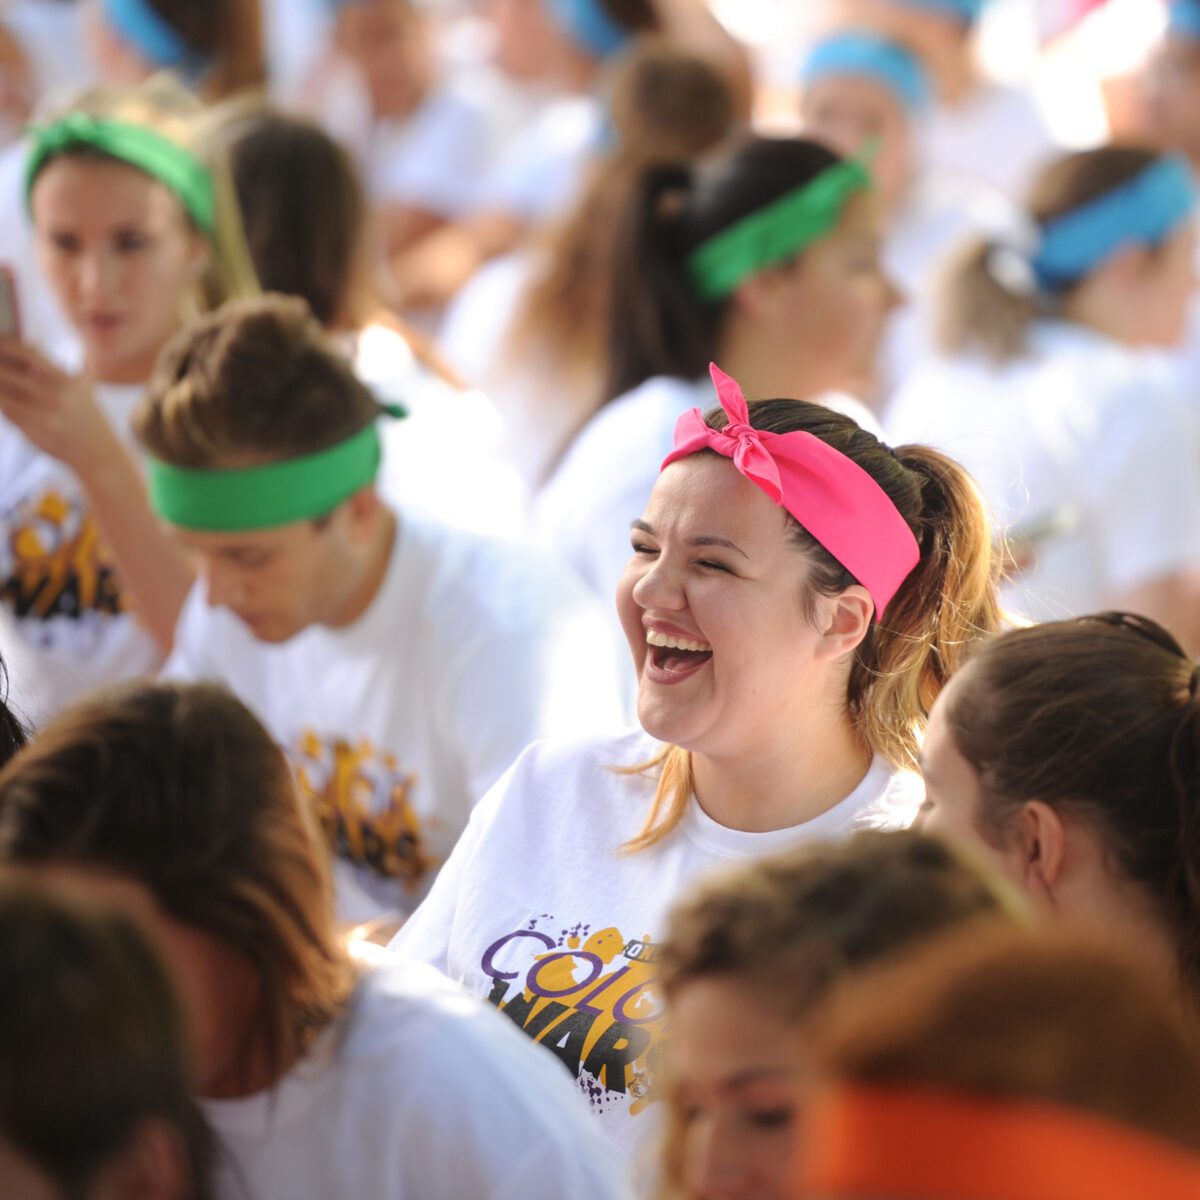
[[655, 829, 1022, 1199], [626, 398, 1001, 851], [0, 681, 355, 1091], [31, 77, 259, 313], [0, 879, 213, 1197], [939, 145, 1167, 363], [811, 923, 1200, 1152], [506, 39, 735, 429], [135, 294, 383, 468], [141, 0, 265, 100], [943, 611, 1200, 1002]]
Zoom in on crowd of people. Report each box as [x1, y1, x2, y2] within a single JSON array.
[[2, 0, 1200, 1197]]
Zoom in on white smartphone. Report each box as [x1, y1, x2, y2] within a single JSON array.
[[0, 267, 20, 339]]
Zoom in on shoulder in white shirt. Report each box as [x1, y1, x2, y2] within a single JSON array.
[[203, 960, 632, 1200]]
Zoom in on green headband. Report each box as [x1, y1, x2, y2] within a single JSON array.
[[25, 113, 216, 236], [687, 158, 872, 301], [147, 415, 405, 533]]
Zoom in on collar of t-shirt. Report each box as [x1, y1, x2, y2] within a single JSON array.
[[679, 755, 908, 859]]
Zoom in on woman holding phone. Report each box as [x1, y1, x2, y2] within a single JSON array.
[[0, 76, 256, 723]]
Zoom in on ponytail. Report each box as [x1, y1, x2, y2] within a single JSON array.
[[624, 401, 1002, 852], [604, 162, 724, 402], [849, 443, 1001, 770], [937, 237, 1038, 364]]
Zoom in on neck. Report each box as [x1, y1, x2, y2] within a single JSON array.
[[327, 506, 397, 629], [719, 319, 842, 400], [1060, 286, 1140, 347], [690, 706, 872, 833], [89, 350, 158, 388]]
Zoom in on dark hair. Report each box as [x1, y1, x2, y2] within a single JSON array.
[[216, 105, 366, 328], [605, 136, 842, 401], [507, 40, 734, 409], [596, 0, 660, 36], [142, 0, 265, 99], [628, 397, 1001, 850], [0, 655, 27, 769], [939, 145, 1166, 363], [0, 880, 213, 1197], [811, 923, 1200, 1153], [135, 294, 382, 467], [0, 681, 355, 1091], [944, 611, 1200, 1001]]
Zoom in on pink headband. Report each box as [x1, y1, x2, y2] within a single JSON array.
[[660, 364, 921, 619]]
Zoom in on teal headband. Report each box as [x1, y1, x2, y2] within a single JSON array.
[[687, 157, 872, 301], [147, 414, 405, 533], [801, 33, 932, 113], [25, 113, 215, 236]]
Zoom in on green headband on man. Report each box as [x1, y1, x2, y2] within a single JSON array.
[[147, 409, 406, 534], [686, 157, 873, 301], [25, 112, 216, 236]]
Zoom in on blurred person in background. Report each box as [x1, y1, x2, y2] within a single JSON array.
[[919, 612, 1200, 1027], [798, 29, 1018, 398], [796, 925, 1200, 1199], [0, 681, 632, 1200], [654, 829, 1022, 1200], [0, 880, 213, 1200], [532, 135, 901, 629], [390, 0, 751, 315], [440, 38, 737, 490], [0, 78, 258, 725], [834, 0, 1057, 198], [0, 0, 263, 356], [888, 145, 1200, 640], [1141, 1, 1200, 170], [215, 102, 527, 537]]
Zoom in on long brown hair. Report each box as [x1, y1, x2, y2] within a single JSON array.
[[943, 611, 1200, 1003], [626, 398, 1001, 852], [506, 39, 735, 420], [139, 0, 265, 100], [0, 681, 355, 1090], [939, 145, 1167, 363]]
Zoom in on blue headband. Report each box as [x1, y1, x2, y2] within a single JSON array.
[[1169, 1, 1200, 41], [1031, 155, 1198, 291], [543, 0, 632, 60], [101, 0, 207, 73], [890, 0, 986, 23], [801, 34, 931, 113]]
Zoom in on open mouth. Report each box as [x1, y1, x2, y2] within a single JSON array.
[[645, 628, 713, 680]]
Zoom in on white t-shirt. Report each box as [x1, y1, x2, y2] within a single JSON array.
[[392, 729, 923, 1163], [0, 381, 161, 726], [887, 321, 1200, 621], [203, 961, 632, 1200], [164, 512, 625, 922], [350, 323, 530, 537], [925, 81, 1058, 202]]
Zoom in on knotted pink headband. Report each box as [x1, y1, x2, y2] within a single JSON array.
[[661, 364, 921, 619]]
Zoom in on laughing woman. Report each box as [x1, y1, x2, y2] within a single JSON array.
[[0, 77, 255, 722], [393, 363, 1000, 1162]]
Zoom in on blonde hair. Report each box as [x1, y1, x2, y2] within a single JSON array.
[[938, 145, 1166, 365], [624, 402, 1001, 853], [32, 75, 259, 313]]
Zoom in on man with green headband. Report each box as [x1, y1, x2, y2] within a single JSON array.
[[140, 296, 623, 923]]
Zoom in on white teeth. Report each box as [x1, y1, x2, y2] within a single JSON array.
[[645, 629, 712, 653]]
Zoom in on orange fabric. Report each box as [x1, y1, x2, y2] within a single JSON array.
[[797, 1083, 1200, 1200]]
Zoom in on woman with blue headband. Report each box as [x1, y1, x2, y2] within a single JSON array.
[[889, 145, 1200, 646], [0, 77, 257, 722], [836, 0, 1055, 199]]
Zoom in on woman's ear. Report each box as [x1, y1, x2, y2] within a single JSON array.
[[813, 585, 873, 662], [729, 262, 794, 323], [1008, 800, 1067, 904]]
